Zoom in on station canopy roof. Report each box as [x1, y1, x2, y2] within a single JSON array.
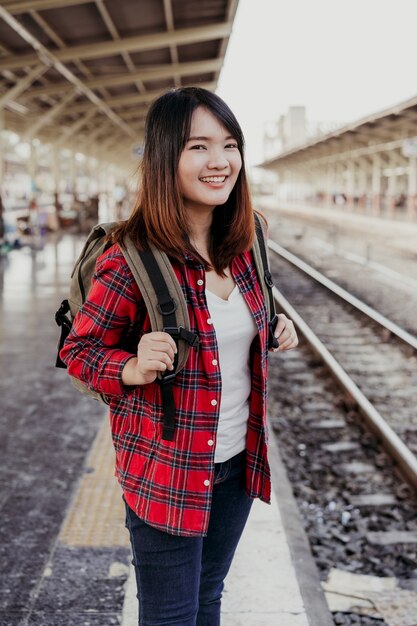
[[0, 0, 238, 162], [262, 94, 417, 170]]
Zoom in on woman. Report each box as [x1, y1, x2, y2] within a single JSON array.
[[61, 87, 298, 626]]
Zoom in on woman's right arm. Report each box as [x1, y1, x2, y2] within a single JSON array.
[[61, 254, 178, 397]]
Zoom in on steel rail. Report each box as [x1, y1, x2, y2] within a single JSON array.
[[272, 286, 417, 489], [268, 239, 417, 351]]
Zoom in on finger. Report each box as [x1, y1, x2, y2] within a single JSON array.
[[278, 334, 299, 351], [274, 314, 289, 338], [149, 350, 175, 370], [160, 332, 178, 354], [148, 360, 171, 372], [148, 332, 178, 354], [151, 340, 176, 362], [140, 358, 171, 373]]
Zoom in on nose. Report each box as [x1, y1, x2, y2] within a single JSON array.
[[207, 148, 229, 171]]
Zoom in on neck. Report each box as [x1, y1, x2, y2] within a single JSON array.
[[186, 207, 213, 248]]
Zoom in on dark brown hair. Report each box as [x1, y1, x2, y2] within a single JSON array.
[[111, 87, 259, 274]]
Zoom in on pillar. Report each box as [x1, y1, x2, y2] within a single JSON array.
[[387, 173, 397, 219], [0, 109, 4, 191], [357, 162, 367, 212], [326, 163, 335, 208], [29, 139, 37, 197], [372, 155, 381, 216], [407, 156, 417, 220], [347, 161, 355, 210]]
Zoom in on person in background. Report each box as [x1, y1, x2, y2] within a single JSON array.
[[60, 87, 298, 626]]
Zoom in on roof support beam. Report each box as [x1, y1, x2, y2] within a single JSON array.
[[0, 63, 46, 108], [54, 108, 97, 147], [95, 0, 145, 94], [163, 0, 180, 87], [65, 82, 215, 115], [26, 90, 76, 138], [28, 8, 114, 108], [0, 22, 232, 71], [0, 5, 136, 138], [23, 59, 223, 99], [2, 0, 91, 13]]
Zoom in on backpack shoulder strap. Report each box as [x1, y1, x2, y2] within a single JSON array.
[[121, 235, 198, 372], [252, 212, 279, 349], [120, 235, 199, 441]]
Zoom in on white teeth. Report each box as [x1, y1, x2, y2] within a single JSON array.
[[200, 176, 226, 183]]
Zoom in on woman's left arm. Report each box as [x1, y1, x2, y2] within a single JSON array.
[[270, 314, 298, 352]]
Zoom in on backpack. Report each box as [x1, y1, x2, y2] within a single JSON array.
[[55, 213, 277, 441]]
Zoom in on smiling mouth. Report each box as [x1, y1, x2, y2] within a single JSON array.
[[199, 176, 228, 183]]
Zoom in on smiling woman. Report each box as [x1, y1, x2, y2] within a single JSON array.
[[109, 87, 255, 276], [60, 86, 298, 626]]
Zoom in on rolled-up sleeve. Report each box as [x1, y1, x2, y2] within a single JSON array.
[[60, 250, 144, 398]]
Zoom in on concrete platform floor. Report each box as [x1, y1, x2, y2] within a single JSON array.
[[0, 232, 328, 625]]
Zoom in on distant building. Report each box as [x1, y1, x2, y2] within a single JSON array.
[[263, 107, 343, 161]]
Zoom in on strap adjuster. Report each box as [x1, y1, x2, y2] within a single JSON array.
[[163, 326, 200, 350], [264, 270, 274, 289], [157, 298, 177, 316]]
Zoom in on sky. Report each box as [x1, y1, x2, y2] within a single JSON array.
[[216, 0, 417, 165]]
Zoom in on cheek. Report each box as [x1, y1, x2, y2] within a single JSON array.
[[233, 151, 242, 169], [177, 160, 192, 193], [231, 155, 242, 180]]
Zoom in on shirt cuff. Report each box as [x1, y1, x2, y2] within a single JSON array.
[[95, 350, 138, 398]]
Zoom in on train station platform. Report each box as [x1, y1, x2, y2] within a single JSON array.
[[0, 232, 331, 625], [258, 198, 417, 256]]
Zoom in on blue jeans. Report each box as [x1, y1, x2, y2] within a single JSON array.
[[124, 449, 253, 626]]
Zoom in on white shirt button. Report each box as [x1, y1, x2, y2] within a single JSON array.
[[204, 479, 210, 487], [208, 439, 214, 446], [197, 279, 204, 286], [212, 359, 218, 366], [207, 318, 213, 325], [211, 399, 217, 406]]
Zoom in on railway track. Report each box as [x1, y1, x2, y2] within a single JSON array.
[[264, 209, 417, 338], [268, 240, 417, 470], [267, 238, 417, 625]]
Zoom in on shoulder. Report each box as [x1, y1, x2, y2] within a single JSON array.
[[96, 242, 126, 270], [95, 243, 142, 301]]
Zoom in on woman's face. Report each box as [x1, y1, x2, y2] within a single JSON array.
[[178, 107, 242, 215]]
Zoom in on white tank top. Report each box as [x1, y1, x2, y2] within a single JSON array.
[[205, 284, 258, 463]]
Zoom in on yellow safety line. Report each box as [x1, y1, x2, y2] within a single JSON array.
[[59, 414, 129, 547]]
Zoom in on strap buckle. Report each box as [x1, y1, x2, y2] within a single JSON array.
[[55, 299, 71, 327], [163, 326, 200, 350]]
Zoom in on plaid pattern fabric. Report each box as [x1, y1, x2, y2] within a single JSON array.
[[61, 243, 271, 537]]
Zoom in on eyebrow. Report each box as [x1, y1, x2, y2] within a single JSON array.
[[187, 135, 236, 141]]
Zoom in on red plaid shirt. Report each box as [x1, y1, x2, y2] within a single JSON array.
[[61, 243, 271, 537]]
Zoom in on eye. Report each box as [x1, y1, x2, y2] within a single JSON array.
[[189, 144, 207, 150], [225, 143, 238, 149]]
